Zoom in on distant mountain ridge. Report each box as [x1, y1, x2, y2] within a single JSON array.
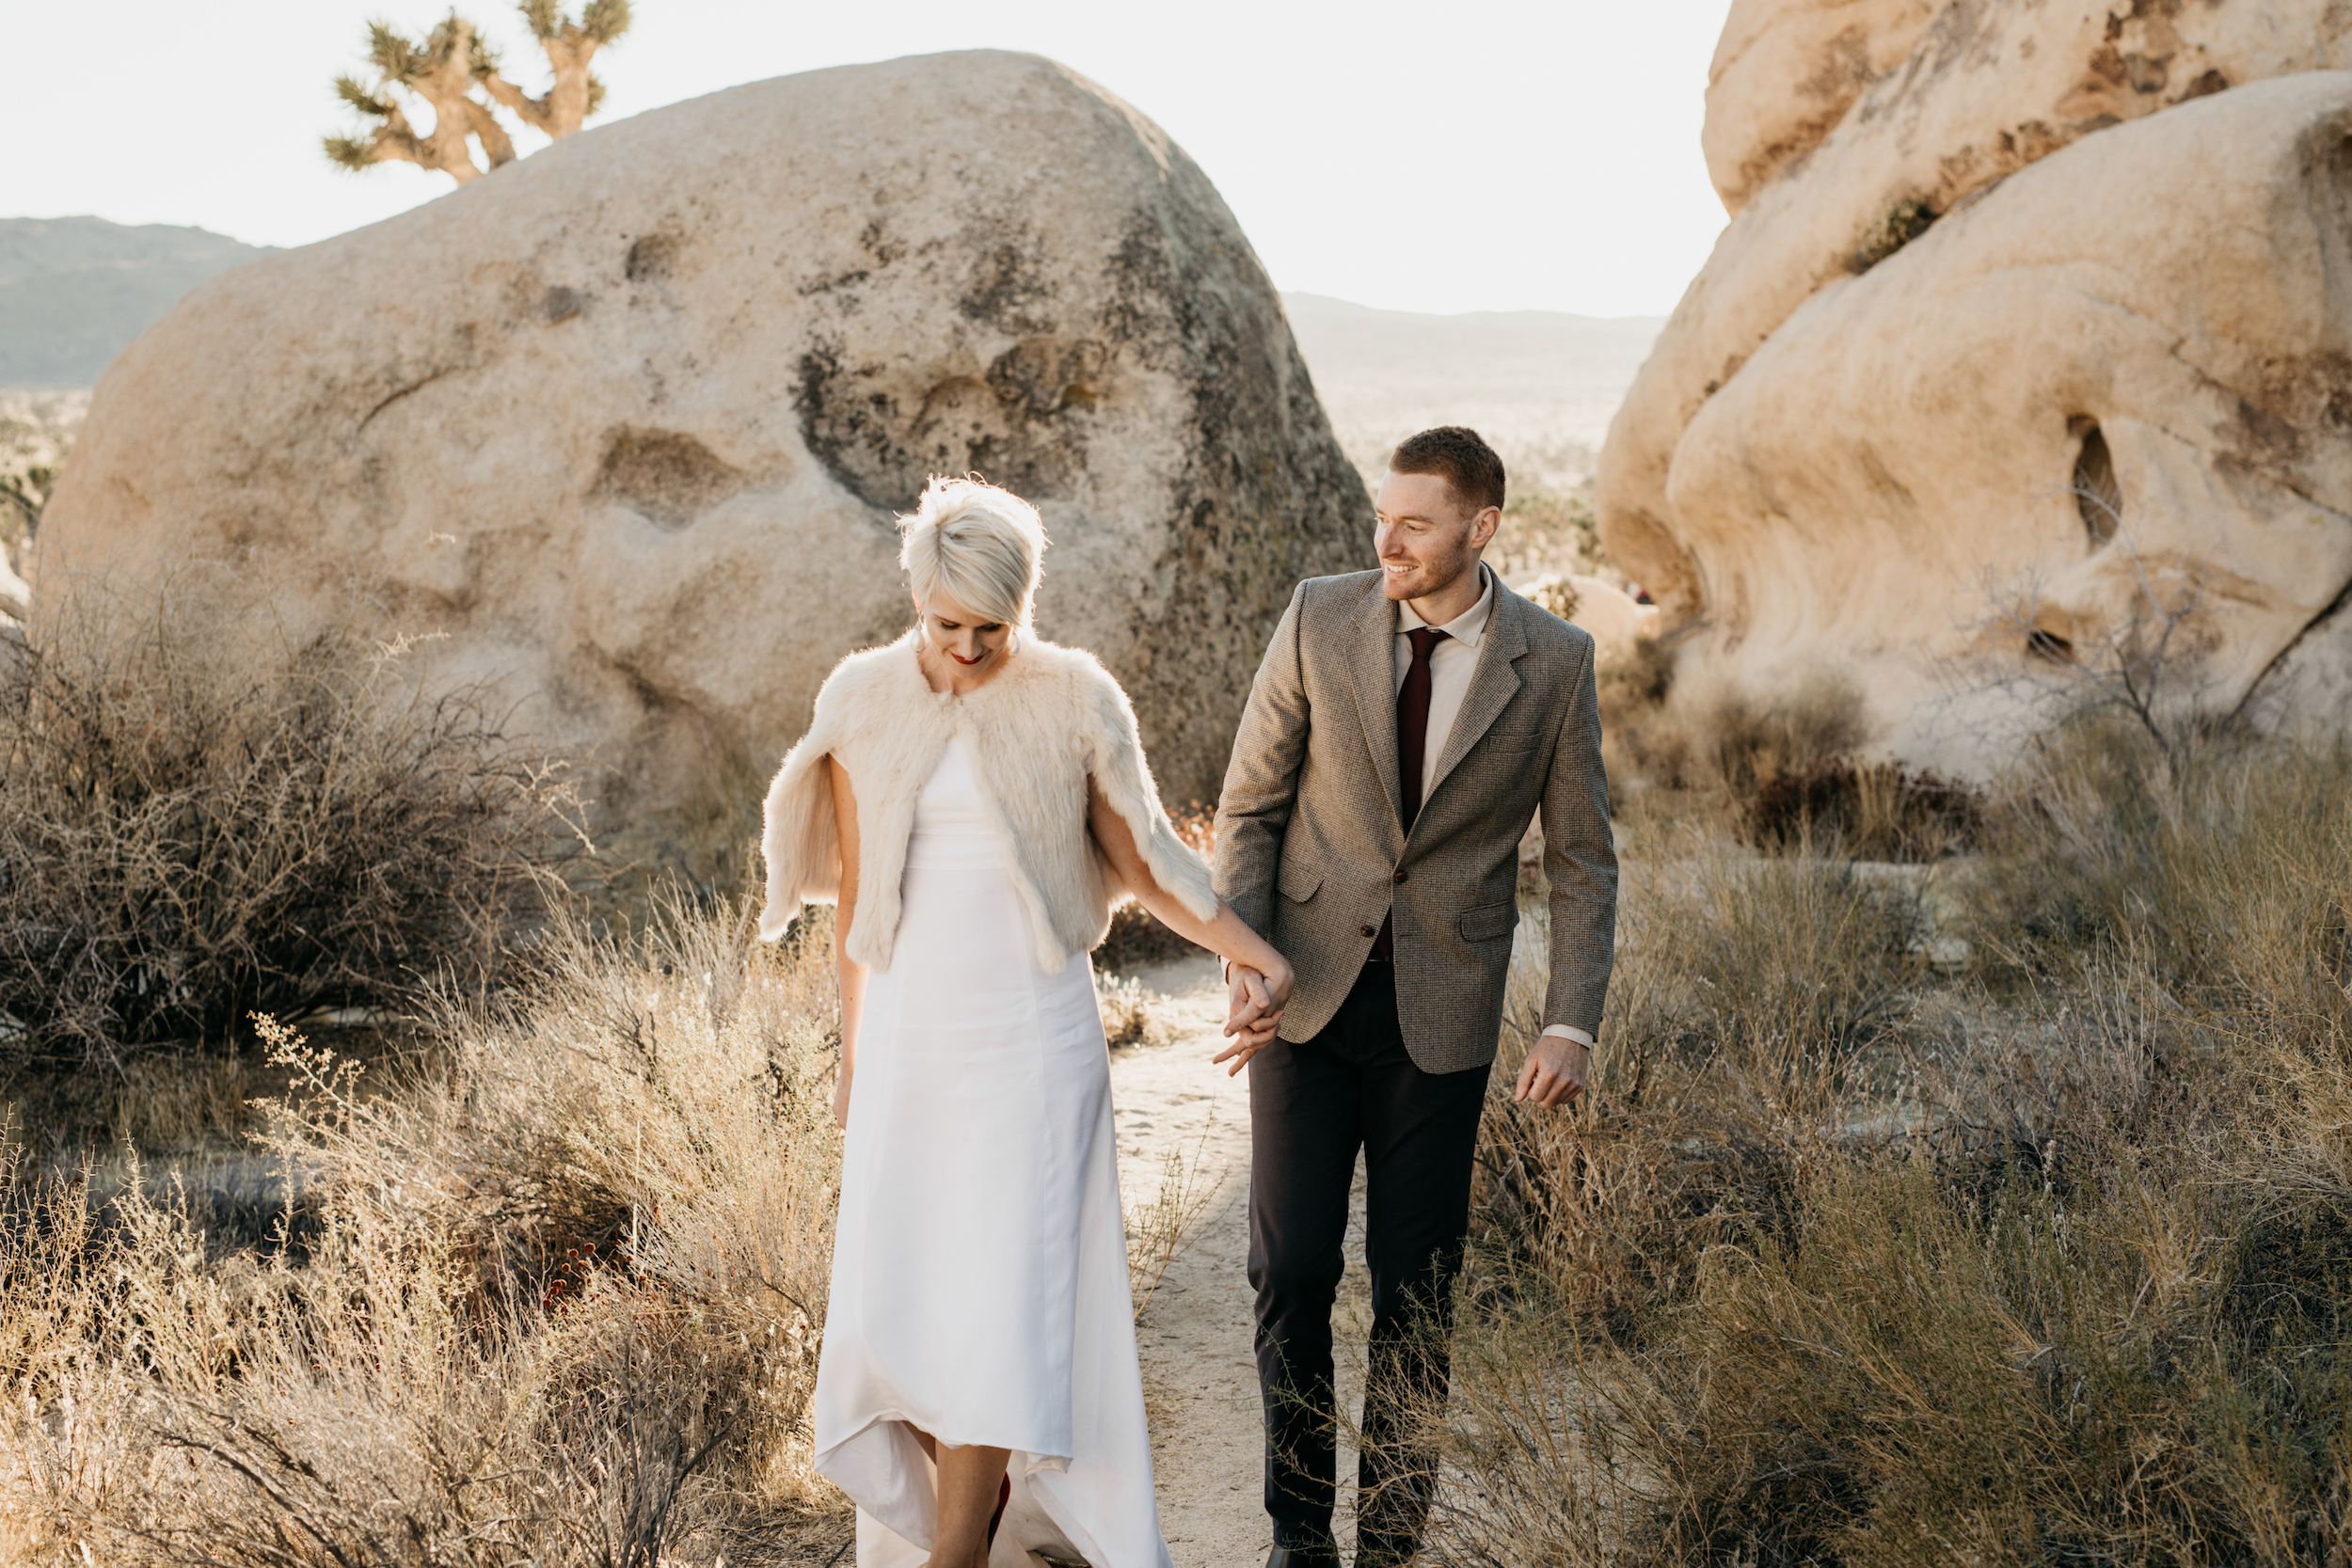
[[0, 217, 273, 388], [1279, 292, 1664, 393], [1279, 292, 1665, 488]]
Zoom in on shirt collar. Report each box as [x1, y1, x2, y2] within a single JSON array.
[[1397, 563, 1495, 648]]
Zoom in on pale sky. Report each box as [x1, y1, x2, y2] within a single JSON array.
[[1, 0, 1733, 318]]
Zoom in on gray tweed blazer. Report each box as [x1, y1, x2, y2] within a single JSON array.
[[1213, 569, 1617, 1074]]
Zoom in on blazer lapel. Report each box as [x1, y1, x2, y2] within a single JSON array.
[[1344, 585, 1405, 828], [1423, 583, 1529, 809]]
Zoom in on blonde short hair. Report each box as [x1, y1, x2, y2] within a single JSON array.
[[899, 475, 1047, 629]]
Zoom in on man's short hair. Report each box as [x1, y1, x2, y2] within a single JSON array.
[[1391, 426, 1505, 515]]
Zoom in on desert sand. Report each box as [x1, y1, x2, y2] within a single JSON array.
[[1111, 957, 1373, 1568]]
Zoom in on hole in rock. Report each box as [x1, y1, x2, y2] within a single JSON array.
[[595, 428, 747, 531], [2027, 629, 2076, 664], [2070, 418, 2122, 545]]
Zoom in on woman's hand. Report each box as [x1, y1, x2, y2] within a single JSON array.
[[832, 1067, 853, 1131]]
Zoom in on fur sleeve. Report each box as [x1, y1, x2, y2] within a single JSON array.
[[1080, 657, 1219, 925], [755, 670, 852, 942]]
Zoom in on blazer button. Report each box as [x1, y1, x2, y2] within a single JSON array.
[[1359, 924, 1376, 939], [1392, 869, 1408, 884]]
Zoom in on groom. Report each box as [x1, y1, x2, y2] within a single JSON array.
[[1212, 426, 1618, 1568]]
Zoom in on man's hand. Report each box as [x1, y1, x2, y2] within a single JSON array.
[[1211, 963, 1285, 1076], [1513, 1034, 1588, 1109]]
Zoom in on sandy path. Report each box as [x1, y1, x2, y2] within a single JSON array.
[[1109, 958, 1371, 1568]]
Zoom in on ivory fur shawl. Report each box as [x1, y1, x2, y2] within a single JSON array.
[[758, 629, 1217, 972]]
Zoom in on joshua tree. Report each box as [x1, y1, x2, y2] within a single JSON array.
[[480, 0, 634, 138], [324, 2, 633, 183]]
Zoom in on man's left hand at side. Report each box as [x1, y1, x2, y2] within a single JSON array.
[[1513, 1033, 1589, 1109]]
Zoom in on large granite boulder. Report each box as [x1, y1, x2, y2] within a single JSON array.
[[38, 50, 1364, 816], [1703, 0, 1938, 214], [1604, 1, 2352, 765], [1669, 73, 2352, 763]]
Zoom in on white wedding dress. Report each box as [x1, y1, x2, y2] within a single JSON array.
[[814, 735, 1173, 1568]]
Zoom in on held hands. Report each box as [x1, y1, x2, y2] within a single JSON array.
[[1210, 960, 1292, 1076], [1204, 957, 1590, 1105], [1514, 1033, 1589, 1110]]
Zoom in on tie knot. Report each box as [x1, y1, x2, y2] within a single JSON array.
[[1406, 626, 1449, 662]]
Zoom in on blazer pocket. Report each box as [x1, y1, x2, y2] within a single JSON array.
[[1457, 900, 1518, 943], [1278, 861, 1323, 903]]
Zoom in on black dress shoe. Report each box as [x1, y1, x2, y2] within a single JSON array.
[[1264, 1548, 1342, 1568]]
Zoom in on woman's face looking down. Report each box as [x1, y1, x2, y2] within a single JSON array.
[[915, 588, 1013, 676]]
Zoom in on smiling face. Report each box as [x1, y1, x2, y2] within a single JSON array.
[[914, 587, 1013, 679], [1374, 469, 1500, 605]]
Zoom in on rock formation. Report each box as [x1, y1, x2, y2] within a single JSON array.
[[1525, 571, 1657, 662], [1602, 5, 2352, 765], [1702, 0, 1938, 215], [39, 51, 1366, 819]]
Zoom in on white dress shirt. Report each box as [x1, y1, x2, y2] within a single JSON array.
[[1394, 567, 1594, 1053]]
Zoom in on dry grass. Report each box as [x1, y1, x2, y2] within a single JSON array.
[[1600, 655, 1989, 868], [0, 574, 1255, 1560], [0, 895, 850, 1565], [1746, 760, 1982, 863], [1378, 722, 2352, 1566], [0, 862, 1234, 1561], [1126, 1126, 1222, 1324], [1095, 971, 1184, 1050]]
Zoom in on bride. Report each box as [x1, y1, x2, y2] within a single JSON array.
[[758, 476, 1295, 1568]]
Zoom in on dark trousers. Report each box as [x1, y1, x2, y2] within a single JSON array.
[[1247, 961, 1490, 1560]]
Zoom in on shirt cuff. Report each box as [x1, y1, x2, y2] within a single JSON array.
[[1541, 1024, 1595, 1049]]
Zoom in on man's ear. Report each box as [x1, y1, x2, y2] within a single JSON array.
[[1471, 505, 1502, 550]]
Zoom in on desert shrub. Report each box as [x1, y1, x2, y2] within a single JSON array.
[[1600, 633, 1676, 713], [1095, 971, 1182, 1050], [1746, 759, 1982, 862], [1704, 672, 1867, 799], [1487, 483, 1605, 582], [1965, 720, 2352, 1005], [1597, 636, 1693, 806], [1612, 1143, 2345, 1567], [1395, 729, 2352, 1566], [0, 586, 582, 1072], [1603, 661, 1870, 816], [1471, 843, 1920, 1341], [0, 892, 847, 1563]]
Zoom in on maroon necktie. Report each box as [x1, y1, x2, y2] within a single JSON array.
[[1372, 626, 1449, 958]]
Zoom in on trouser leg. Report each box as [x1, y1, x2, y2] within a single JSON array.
[[1352, 980, 1491, 1566], [1247, 991, 1368, 1552]]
